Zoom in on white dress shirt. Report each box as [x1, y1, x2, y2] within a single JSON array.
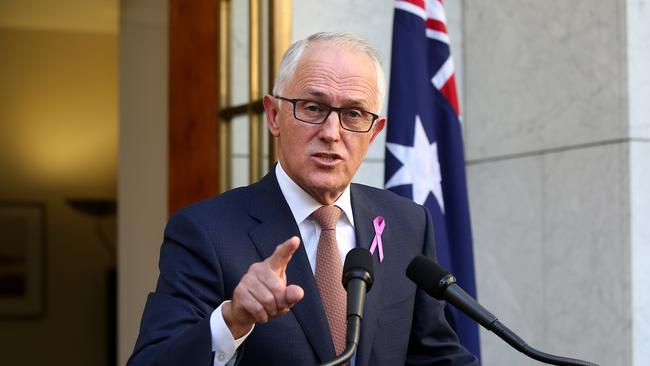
[[209, 163, 357, 365]]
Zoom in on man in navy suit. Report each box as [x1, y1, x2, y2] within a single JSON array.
[[128, 32, 478, 366]]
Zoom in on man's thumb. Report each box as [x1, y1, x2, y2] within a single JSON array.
[[285, 284, 304, 306]]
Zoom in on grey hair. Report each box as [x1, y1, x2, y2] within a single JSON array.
[[272, 32, 386, 112]]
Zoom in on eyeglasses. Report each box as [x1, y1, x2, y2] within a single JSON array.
[[274, 96, 380, 133]]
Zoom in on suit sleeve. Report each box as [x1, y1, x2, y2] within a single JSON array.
[[127, 211, 227, 366], [405, 206, 479, 366]]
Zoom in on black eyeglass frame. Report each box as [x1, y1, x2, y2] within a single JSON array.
[[274, 95, 380, 133]]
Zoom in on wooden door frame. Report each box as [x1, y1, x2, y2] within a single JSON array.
[[168, 0, 291, 214], [168, 0, 220, 214]]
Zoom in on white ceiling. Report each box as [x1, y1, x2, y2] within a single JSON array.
[[0, 0, 118, 33]]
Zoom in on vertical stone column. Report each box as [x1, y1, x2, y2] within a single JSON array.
[[627, 1, 650, 364], [118, 1, 169, 364], [464, 1, 648, 365]]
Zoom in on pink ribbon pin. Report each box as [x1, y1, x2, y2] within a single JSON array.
[[369, 216, 385, 262]]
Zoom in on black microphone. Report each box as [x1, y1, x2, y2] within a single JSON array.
[[319, 248, 374, 366], [406, 255, 600, 366]]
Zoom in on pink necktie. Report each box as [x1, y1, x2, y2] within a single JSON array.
[[311, 205, 347, 358]]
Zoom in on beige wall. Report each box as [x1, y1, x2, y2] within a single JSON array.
[[0, 28, 117, 365]]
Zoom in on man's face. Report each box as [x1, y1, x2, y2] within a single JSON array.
[[264, 42, 386, 205]]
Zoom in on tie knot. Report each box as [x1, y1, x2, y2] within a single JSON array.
[[310, 205, 341, 230]]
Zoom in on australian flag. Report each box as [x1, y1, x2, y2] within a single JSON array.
[[384, 0, 480, 358]]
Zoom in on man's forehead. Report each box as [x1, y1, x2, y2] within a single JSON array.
[[301, 42, 372, 65]]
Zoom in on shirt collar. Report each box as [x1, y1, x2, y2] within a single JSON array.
[[275, 163, 354, 227]]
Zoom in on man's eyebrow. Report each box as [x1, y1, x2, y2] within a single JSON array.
[[304, 90, 369, 107], [342, 98, 369, 107], [304, 90, 326, 99]]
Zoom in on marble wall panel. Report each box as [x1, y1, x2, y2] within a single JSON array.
[[467, 155, 544, 365], [631, 141, 650, 365], [365, 129, 386, 163], [464, 0, 627, 161], [353, 159, 384, 188], [543, 143, 631, 366]]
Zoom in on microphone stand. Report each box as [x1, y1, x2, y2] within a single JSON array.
[[318, 314, 361, 366], [490, 320, 598, 366]]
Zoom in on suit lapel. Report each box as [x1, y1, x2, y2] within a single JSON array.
[[247, 171, 336, 363], [350, 185, 386, 366]]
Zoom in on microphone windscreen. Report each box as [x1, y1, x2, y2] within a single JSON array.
[[343, 248, 374, 288], [406, 255, 451, 299]]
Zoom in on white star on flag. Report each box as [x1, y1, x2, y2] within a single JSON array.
[[385, 115, 445, 212]]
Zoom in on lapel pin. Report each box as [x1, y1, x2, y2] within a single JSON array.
[[369, 216, 385, 262]]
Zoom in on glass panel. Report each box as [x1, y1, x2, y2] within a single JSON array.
[[230, 115, 250, 188], [261, 112, 270, 173], [231, 156, 250, 189], [221, 0, 277, 188], [230, 0, 250, 107]]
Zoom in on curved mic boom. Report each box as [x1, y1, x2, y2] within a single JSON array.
[[406, 255, 600, 366]]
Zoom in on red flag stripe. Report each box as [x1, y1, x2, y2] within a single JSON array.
[[427, 19, 448, 34], [440, 75, 460, 116], [402, 0, 425, 10]]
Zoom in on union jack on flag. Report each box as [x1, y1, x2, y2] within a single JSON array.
[[384, 0, 480, 358]]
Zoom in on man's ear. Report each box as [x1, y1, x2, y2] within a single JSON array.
[[369, 116, 386, 143], [263, 95, 280, 137]]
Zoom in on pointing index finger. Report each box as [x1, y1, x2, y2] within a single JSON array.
[[267, 236, 300, 273]]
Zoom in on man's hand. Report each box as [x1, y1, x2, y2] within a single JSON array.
[[222, 236, 305, 338]]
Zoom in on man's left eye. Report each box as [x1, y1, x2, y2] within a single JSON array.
[[344, 109, 363, 119]]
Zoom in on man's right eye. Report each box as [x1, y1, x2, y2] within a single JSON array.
[[302, 103, 323, 112]]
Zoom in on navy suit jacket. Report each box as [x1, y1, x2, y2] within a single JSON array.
[[128, 169, 478, 366]]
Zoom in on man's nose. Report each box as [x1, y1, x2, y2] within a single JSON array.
[[318, 110, 341, 141]]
